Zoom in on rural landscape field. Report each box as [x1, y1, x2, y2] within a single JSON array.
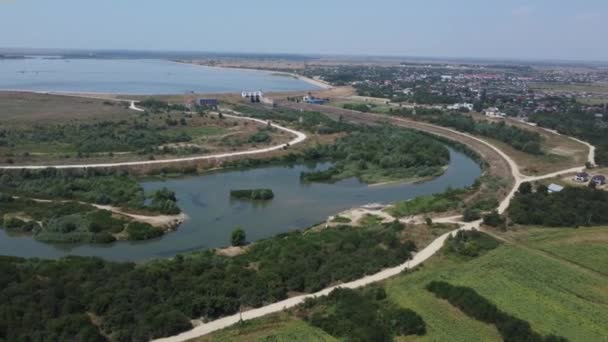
[[1, 1, 607, 341]]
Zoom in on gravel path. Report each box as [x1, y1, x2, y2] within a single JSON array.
[[153, 109, 596, 342]]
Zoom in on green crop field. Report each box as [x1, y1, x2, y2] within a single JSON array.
[[505, 227, 608, 275], [202, 228, 608, 341], [387, 239, 608, 341]]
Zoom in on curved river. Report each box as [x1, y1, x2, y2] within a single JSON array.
[[0, 58, 319, 94], [0, 148, 480, 261]]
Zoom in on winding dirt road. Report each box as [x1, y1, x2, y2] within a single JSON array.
[[153, 107, 595, 342], [0, 110, 307, 170]]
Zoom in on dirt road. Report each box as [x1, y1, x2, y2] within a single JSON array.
[[153, 105, 595, 342], [0, 111, 307, 170]]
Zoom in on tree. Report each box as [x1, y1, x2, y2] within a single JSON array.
[[231, 227, 246, 247], [518, 182, 532, 195], [483, 211, 505, 228]]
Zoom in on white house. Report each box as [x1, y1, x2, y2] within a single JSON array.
[[485, 107, 506, 118], [548, 183, 564, 193], [448, 103, 474, 111]]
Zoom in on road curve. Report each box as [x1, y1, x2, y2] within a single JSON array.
[[0, 112, 307, 170], [153, 108, 596, 342]]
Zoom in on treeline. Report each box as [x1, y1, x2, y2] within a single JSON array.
[[300, 126, 449, 183], [138, 98, 188, 112], [301, 287, 426, 341], [508, 183, 608, 227], [429, 113, 543, 155], [230, 189, 274, 200], [0, 220, 417, 341], [530, 109, 608, 165], [426, 281, 567, 342], [0, 168, 180, 215], [234, 106, 356, 135], [384, 108, 544, 155], [0, 119, 192, 154]]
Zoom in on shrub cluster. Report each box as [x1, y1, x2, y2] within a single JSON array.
[[303, 287, 426, 341]]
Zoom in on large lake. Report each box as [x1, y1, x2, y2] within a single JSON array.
[[0, 58, 318, 94], [0, 148, 481, 261]]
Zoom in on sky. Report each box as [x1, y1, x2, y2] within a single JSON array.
[[1, 0, 607, 61]]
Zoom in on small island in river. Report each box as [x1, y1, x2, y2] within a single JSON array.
[[230, 189, 275, 200]]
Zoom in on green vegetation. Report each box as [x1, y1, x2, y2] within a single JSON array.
[[384, 241, 608, 341], [0, 168, 180, 214], [125, 222, 163, 241], [0, 195, 159, 243], [426, 281, 567, 341], [388, 189, 464, 218], [430, 113, 544, 154], [506, 227, 608, 275], [530, 109, 608, 165], [229, 189, 274, 201], [205, 227, 608, 341], [138, 98, 188, 112], [0, 217, 418, 341], [508, 183, 608, 227], [230, 228, 246, 246], [301, 287, 426, 341], [198, 313, 336, 342], [300, 126, 449, 183], [331, 215, 351, 223], [385, 108, 544, 155], [342, 103, 372, 112], [444, 230, 500, 259], [234, 106, 355, 135]]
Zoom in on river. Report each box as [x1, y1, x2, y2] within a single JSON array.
[[0, 58, 318, 94], [0, 148, 481, 261]]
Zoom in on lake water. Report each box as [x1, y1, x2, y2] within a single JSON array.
[[0, 148, 481, 261], [0, 58, 319, 94]]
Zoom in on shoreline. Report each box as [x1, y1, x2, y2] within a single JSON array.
[[172, 59, 333, 90]]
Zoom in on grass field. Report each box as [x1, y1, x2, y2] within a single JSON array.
[[0, 91, 131, 123], [469, 114, 589, 175], [529, 82, 608, 94], [503, 226, 608, 275], [202, 227, 608, 341], [195, 313, 336, 342], [0, 92, 290, 165]]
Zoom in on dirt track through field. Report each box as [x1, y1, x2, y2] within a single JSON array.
[[153, 103, 595, 342]]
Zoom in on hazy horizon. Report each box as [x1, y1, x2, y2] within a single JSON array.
[[1, 0, 608, 62]]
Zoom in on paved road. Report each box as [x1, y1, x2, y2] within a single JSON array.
[[0, 111, 307, 170], [153, 109, 595, 342]]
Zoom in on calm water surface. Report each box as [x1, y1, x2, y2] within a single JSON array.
[[0, 58, 318, 94], [0, 148, 481, 261]]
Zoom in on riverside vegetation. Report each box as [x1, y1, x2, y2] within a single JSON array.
[[0, 218, 419, 341], [0, 169, 180, 243], [229, 189, 274, 201], [232, 105, 452, 184], [204, 227, 608, 341]]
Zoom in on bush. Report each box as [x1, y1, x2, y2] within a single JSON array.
[[462, 208, 482, 222], [304, 288, 425, 341], [483, 210, 505, 228], [231, 228, 246, 246], [230, 189, 274, 200], [444, 230, 500, 258], [126, 222, 163, 241]]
